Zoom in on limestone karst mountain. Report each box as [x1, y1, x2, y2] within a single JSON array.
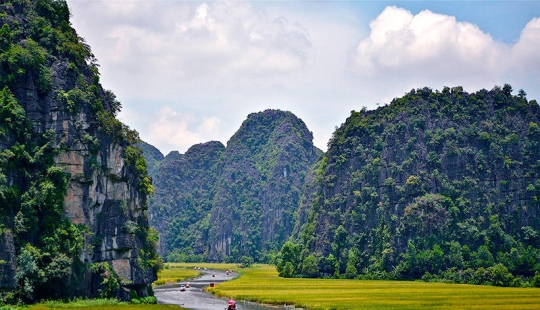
[[0, 0, 159, 301], [147, 109, 322, 262], [282, 86, 540, 283]]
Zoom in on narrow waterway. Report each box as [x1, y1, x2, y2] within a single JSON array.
[[154, 270, 298, 310]]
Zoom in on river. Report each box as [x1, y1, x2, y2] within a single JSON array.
[[154, 269, 298, 310]]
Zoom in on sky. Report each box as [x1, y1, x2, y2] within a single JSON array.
[[65, 0, 540, 155]]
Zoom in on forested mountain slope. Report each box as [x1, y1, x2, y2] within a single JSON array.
[[207, 110, 322, 261], [149, 141, 225, 260], [0, 0, 159, 302], [138, 141, 164, 176], [283, 85, 540, 285], [147, 110, 322, 262]]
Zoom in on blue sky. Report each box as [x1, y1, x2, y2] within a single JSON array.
[[66, 1, 540, 154]]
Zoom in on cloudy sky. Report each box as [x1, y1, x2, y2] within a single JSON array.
[[66, 0, 540, 155]]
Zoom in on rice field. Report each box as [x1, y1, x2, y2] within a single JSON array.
[[164, 262, 240, 271], [154, 263, 203, 286], [153, 262, 240, 286], [11, 263, 540, 309], [210, 264, 540, 310]]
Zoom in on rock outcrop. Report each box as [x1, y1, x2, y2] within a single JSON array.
[[147, 110, 322, 262], [149, 141, 225, 257], [207, 110, 322, 261], [0, 1, 158, 301], [0, 231, 17, 290], [287, 86, 540, 280]]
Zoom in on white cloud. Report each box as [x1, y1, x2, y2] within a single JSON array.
[[348, 6, 540, 109], [143, 106, 226, 155], [511, 17, 540, 75], [85, 1, 312, 81], [67, 2, 540, 154], [351, 6, 507, 82]]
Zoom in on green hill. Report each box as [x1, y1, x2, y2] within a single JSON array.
[[147, 109, 322, 262], [282, 85, 540, 286]]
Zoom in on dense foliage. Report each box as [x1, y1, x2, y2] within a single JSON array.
[[147, 110, 322, 263], [207, 110, 322, 263], [280, 85, 540, 287], [149, 142, 225, 263], [0, 0, 158, 303], [0, 86, 80, 301], [138, 141, 164, 176]]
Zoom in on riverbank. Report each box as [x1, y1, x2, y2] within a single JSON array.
[[154, 269, 235, 309], [154, 267, 298, 310]]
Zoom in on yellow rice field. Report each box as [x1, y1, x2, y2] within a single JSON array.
[[209, 264, 540, 310], [154, 264, 203, 286], [20, 263, 540, 309]]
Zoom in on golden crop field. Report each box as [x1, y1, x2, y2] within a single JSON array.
[[28, 304, 180, 310], [210, 264, 540, 310], [153, 263, 203, 286], [19, 264, 540, 310], [164, 262, 240, 271]]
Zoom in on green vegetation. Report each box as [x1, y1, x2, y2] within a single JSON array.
[[281, 85, 540, 287], [211, 264, 540, 310], [149, 141, 225, 264], [148, 110, 322, 263], [0, 0, 159, 304], [0, 298, 177, 309], [0, 84, 79, 301]]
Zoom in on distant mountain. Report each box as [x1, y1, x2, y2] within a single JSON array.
[[207, 110, 322, 261], [282, 85, 540, 285], [148, 141, 225, 258], [146, 109, 322, 262], [138, 141, 164, 175]]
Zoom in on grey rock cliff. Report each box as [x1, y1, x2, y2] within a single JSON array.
[[0, 231, 17, 289], [0, 1, 157, 300]]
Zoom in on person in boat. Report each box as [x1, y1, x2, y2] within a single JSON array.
[[227, 300, 236, 309]]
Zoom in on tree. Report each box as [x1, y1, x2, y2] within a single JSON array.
[[474, 245, 495, 268], [429, 244, 444, 273], [277, 241, 300, 277], [344, 261, 358, 279], [281, 262, 295, 278], [301, 254, 319, 278], [490, 264, 514, 287], [239, 255, 253, 268], [15, 247, 39, 300], [447, 241, 464, 269]]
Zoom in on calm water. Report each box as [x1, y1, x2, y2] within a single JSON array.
[[154, 270, 300, 310]]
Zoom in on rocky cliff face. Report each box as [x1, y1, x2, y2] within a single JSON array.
[[147, 109, 322, 262], [0, 1, 157, 301], [207, 110, 322, 261], [149, 141, 225, 257], [0, 231, 16, 289], [289, 86, 540, 280]]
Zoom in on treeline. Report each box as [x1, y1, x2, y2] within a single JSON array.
[[277, 85, 540, 287]]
